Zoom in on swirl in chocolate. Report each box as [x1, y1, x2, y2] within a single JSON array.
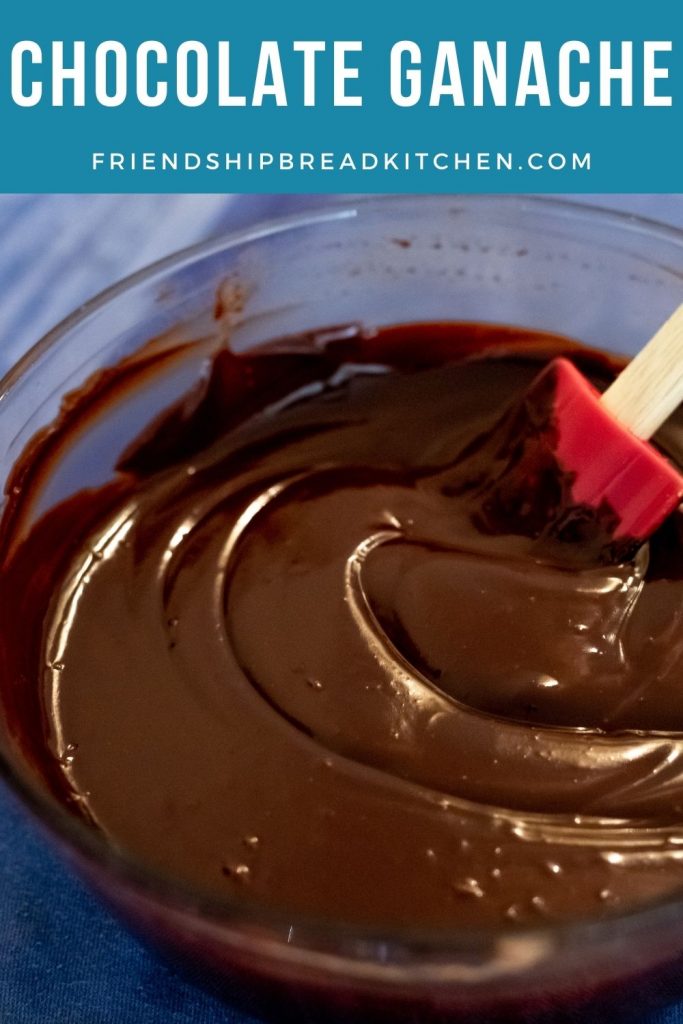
[[3, 322, 683, 929]]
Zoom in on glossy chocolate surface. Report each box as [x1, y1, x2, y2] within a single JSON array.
[[3, 322, 683, 929]]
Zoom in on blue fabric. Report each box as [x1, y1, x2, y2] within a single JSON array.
[[0, 783, 261, 1023]]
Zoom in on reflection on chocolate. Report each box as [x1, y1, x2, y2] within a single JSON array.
[[3, 321, 683, 930]]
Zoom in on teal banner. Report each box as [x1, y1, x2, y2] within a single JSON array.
[[1, 0, 681, 192]]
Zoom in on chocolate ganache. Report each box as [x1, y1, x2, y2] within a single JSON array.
[[3, 321, 683, 929]]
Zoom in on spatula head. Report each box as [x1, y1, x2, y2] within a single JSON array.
[[545, 358, 683, 541], [447, 356, 683, 561]]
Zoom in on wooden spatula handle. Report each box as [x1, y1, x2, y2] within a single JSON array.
[[600, 303, 683, 441]]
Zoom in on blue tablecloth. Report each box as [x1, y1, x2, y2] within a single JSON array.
[[0, 786, 262, 1024], [2, 194, 683, 1023]]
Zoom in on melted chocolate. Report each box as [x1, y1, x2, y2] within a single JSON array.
[[3, 322, 683, 930]]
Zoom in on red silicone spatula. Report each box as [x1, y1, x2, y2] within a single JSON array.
[[537, 303, 683, 542]]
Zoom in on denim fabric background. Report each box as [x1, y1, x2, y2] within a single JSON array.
[[1, 194, 683, 1024]]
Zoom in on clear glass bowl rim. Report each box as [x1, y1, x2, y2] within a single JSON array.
[[3, 193, 683, 972]]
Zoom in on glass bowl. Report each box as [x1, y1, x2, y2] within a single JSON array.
[[3, 195, 683, 1023]]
